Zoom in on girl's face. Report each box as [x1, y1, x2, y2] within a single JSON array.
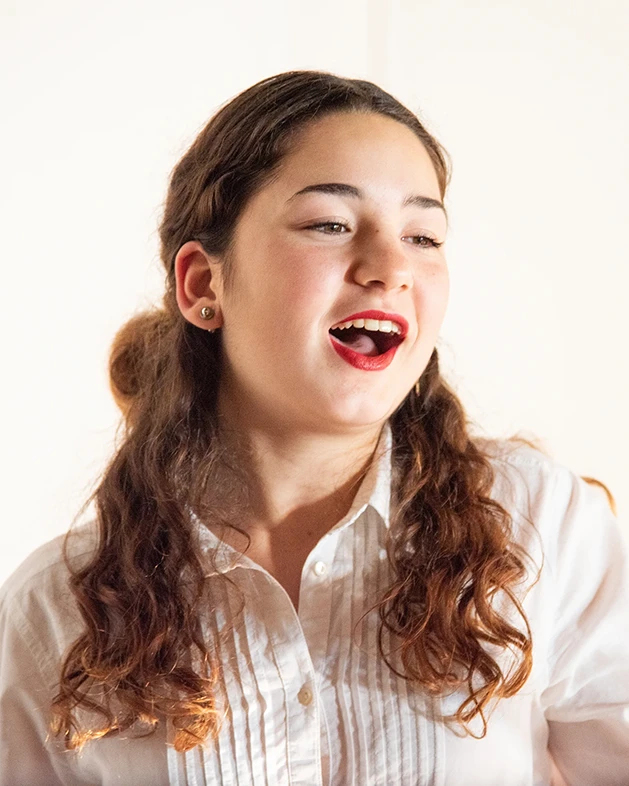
[[214, 111, 449, 433]]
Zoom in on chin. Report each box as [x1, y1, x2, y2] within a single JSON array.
[[315, 394, 398, 431]]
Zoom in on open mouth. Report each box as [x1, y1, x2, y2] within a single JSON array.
[[328, 325, 405, 356]]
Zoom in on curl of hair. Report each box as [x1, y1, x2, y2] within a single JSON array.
[[385, 350, 534, 736], [52, 71, 536, 751]]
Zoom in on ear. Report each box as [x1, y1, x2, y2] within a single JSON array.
[[174, 240, 224, 330]]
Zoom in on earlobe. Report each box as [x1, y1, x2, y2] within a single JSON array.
[[174, 241, 223, 331]]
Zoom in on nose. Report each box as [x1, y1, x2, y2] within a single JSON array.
[[351, 229, 413, 291]]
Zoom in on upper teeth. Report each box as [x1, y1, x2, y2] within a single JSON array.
[[332, 318, 402, 334]]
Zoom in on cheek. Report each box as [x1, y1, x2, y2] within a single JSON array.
[[438, 269, 451, 314], [416, 266, 450, 325], [230, 249, 335, 351], [269, 248, 337, 309]]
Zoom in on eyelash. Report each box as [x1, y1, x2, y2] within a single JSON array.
[[307, 221, 443, 249]]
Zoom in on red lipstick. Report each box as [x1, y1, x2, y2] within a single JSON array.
[[328, 309, 408, 372]]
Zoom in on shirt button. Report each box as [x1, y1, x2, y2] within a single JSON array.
[[313, 561, 327, 577], [297, 685, 313, 706]]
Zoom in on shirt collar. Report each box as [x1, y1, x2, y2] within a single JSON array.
[[193, 420, 394, 574], [331, 419, 392, 532]]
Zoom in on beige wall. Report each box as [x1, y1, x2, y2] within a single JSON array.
[[1, 0, 627, 583]]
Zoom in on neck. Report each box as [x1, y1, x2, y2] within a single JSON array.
[[213, 406, 385, 539]]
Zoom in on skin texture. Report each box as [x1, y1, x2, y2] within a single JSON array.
[[175, 112, 449, 607]]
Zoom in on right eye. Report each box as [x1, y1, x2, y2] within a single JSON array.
[[306, 221, 350, 234]]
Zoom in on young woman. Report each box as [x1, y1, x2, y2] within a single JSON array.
[[1, 71, 627, 786]]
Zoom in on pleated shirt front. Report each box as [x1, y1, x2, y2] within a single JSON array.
[[171, 424, 443, 786], [2, 425, 629, 786]]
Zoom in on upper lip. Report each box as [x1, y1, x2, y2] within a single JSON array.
[[330, 310, 409, 338]]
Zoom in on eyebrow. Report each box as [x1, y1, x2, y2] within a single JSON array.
[[288, 182, 447, 218]]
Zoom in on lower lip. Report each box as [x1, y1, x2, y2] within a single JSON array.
[[329, 334, 401, 371]]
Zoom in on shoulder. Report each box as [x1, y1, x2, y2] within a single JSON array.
[[477, 440, 629, 655], [478, 434, 571, 477], [477, 436, 614, 521], [0, 521, 98, 607], [476, 437, 623, 581], [0, 522, 99, 679]]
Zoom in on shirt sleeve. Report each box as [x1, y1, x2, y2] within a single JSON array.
[[540, 469, 629, 785]]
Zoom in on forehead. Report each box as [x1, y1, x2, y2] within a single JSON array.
[[273, 111, 442, 199]]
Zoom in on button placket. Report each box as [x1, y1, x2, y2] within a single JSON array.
[[260, 577, 322, 785], [299, 533, 339, 677]]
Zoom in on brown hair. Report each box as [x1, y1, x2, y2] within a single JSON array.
[[52, 70, 535, 751]]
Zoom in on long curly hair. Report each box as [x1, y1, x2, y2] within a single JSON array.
[[51, 70, 537, 752]]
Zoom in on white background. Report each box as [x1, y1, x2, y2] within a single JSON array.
[[1, 0, 627, 584]]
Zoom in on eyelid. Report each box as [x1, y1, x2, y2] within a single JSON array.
[[402, 227, 438, 240]]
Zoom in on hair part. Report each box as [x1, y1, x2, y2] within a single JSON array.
[[52, 70, 534, 751]]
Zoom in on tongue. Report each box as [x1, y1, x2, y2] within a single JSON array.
[[343, 332, 379, 356]]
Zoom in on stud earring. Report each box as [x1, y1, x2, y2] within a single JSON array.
[[414, 380, 421, 396], [200, 306, 218, 334]]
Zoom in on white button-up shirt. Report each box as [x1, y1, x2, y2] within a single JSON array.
[[1, 426, 629, 785]]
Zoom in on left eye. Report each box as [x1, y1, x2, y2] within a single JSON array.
[[404, 235, 443, 249]]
